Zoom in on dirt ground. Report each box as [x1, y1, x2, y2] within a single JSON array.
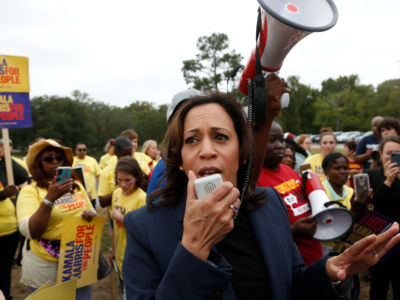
[[9, 265, 382, 300]]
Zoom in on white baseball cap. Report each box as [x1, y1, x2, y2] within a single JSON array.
[[166, 89, 202, 123]]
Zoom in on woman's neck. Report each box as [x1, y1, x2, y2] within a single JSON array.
[[329, 181, 343, 197]]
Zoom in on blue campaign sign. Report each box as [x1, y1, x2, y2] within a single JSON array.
[[0, 92, 32, 128]]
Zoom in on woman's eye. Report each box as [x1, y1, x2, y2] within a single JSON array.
[[215, 134, 228, 141], [185, 136, 198, 144]]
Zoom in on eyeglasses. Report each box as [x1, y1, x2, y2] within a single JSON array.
[[41, 155, 65, 163], [77, 149, 87, 152]]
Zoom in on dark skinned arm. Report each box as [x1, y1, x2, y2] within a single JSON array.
[[354, 152, 372, 164], [251, 74, 290, 187], [99, 193, 112, 207]]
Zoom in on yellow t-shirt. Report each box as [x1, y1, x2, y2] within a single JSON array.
[[0, 181, 17, 237], [16, 181, 93, 262], [97, 156, 118, 197], [304, 153, 326, 181], [99, 153, 115, 170], [133, 152, 151, 176], [111, 187, 146, 278], [73, 155, 101, 199]]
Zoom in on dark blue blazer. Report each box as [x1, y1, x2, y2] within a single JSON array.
[[123, 187, 357, 300]]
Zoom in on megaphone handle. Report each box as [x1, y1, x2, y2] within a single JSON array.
[[280, 93, 290, 108], [324, 200, 346, 208]]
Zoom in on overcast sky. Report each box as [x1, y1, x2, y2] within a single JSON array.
[[2, 0, 399, 107]]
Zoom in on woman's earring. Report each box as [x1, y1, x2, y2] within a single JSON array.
[[179, 166, 184, 171]]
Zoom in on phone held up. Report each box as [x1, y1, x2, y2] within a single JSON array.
[[391, 152, 400, 167], [353, 173, 370, 199], [56, 166, 71, 183]]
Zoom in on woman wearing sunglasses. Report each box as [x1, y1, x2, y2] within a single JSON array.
[[16, 139, 96, 299]]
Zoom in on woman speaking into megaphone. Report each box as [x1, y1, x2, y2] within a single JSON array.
[[122, 72, 400, 300]]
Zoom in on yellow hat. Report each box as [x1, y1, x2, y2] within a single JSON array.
[[26, 139, 73, 174]]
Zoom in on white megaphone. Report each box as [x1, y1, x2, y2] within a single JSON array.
[[239, 0, 338, 108], [301, 166, 354, 241]]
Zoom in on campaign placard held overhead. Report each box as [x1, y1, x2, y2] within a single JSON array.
[[0, 54, 32, 128]]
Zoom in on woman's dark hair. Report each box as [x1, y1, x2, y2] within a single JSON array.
[[379, 135, 400, 152], [149, 93, 262, 209], [284, 138, 308, 158], [378, 117, 400, 135], [31, 146, 70, 188], [120, 129, 138, 141], [115, 156, 144, 190], [344, 140, 358, 152], [283, 142, 296, 169], [322, 152, 349, 173]]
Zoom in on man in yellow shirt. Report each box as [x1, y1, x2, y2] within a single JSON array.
[[73, 143, 101, 207]]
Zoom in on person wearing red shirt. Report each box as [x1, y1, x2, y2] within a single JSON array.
[[257, 122, 322, 265]]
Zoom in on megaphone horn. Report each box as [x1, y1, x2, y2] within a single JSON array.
[[239, 0, 338, 108], [302, 168, 354, 242]]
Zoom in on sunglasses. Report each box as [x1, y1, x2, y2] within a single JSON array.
[[41, 155, 65, 163], [77, 149, 87, 152]]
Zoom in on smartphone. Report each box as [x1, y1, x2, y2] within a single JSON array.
[[56, 167, 71, 183], [353, 173, 370, 199], [194, 174, 223, 199], [391, 152, 400, 167]]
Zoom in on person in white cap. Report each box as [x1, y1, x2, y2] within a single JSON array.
[[147, 89, 203, 195]]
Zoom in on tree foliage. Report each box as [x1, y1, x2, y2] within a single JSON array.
[[182, 33, 243, 93], [276, 76, 320, 133], [9, 92, 168, 159]]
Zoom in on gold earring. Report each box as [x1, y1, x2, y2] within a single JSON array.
[[179, 166, 184, 171]]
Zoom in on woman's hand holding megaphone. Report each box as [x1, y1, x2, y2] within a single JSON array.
[[325, 222, 400, 282]]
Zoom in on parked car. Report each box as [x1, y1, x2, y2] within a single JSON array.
[[355, 131, 372, 142], [311, 134, 320, 143], [337, 131, 362, 143]]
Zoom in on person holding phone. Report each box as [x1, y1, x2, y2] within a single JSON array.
[[367, 135, 400, 299], [16, 139, 96, 299]]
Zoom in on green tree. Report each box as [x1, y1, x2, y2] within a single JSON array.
[[276, 76, 319, 134], [126, 101, 168, 146], [313, 75, 375, 131], [182, 33, 243, 93], [373, 79, 400, 117]]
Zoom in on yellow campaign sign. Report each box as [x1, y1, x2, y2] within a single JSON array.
[[26, 281, 51, 298], [0, 54, 30, 92], [26, 279, 77, 300], [57, 216, 106, 288]]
